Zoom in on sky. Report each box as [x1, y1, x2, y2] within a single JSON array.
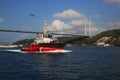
[[0, 0, 120, 43]]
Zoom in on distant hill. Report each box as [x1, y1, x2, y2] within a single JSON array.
[[12, 39, 34, 46], [13, 29, 120, 46], [89, 29, 120, 46]]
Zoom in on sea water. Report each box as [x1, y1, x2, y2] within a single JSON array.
[[0, 46, 120, 80]]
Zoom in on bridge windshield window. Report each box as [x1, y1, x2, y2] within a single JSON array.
[[43, 31, 52, 38], [43, 34, 52, 38], [48, 34, 52, 38]]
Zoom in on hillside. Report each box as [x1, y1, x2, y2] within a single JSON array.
[[89, 29, 120, 46], [13, 29, 120, 46], [12, 36, 87, 46], [13, 39, 34, 46]]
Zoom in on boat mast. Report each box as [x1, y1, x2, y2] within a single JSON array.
[[88, 20, 91, 37], [43, 19, 48, 33], [85, 23, 87, 36]]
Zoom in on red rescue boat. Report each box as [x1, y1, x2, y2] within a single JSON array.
[[0, 20, 73, 53], [21, 21, 65, 53]]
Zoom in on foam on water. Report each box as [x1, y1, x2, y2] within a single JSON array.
[[4, 49, 72, 54], [6, 49, 27, 53]]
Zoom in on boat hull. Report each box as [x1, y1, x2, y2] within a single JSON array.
[[21, 43, 65, 53]]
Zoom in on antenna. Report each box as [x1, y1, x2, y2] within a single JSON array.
[[43, 19, 48, 33], [85, 23, 87, 36], [88, 20, 91, 37]]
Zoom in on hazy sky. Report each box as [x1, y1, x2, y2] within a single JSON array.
[[0, 0, 120, 42]]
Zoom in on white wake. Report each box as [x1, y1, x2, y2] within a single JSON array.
[[4, 49, 72, 54]]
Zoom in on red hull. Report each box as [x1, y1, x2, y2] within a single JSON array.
[[21, 45, 64, 53]]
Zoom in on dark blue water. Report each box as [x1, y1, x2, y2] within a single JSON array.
[[0, 46, 120, 80]]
